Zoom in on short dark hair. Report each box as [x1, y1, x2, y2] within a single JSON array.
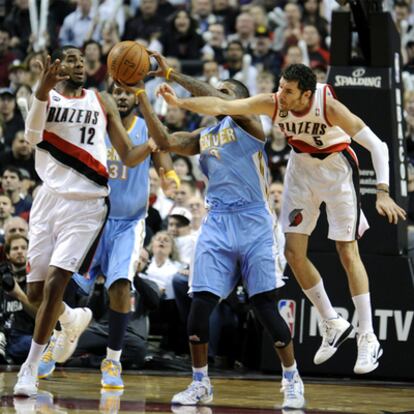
[[5, 234, 28, 255], [227, 40, 244, 51], [281, 64, 317, 95], [223, 78, 250, 98], [2, 165, 22, 180], [83, 40, 102, 54], [51, 46, 81, 62]]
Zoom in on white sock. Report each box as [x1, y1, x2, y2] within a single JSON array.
[[59, 303, 76, 327], [192, 365, 208, 380], [303, 280, 337, 320], [106, 347, 122, 362], [25, 340, 47, 366], [282, 360, 297, 372], [352, 293, 374, 334]]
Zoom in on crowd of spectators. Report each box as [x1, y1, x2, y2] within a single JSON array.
[[1, 0, 414, 370]]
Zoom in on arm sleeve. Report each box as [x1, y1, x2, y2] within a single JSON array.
[[25, 96, 48, 145], [352, 126, 390, 185]]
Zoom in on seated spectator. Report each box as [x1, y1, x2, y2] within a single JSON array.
[[173, 180, 197, 209], [0, 234, 34, 364], [145, 231, 183, 353], [173, 155, 197, 183], [302, 24, 330, 69], [145, 231, 182, 299], [0, 88, 24, 148], [83, 40, 107, 90], [167, 207, 197, 267], [59, 0, 100, 48], [160, 10, 208, 63], [1, 166, 32, 220], [0, 194, 13, 244], [100, 20, 121, 63], [251, 27, 283, 76], [188, 195, 207, 232], [223, 41, 258, 95], [0, 26, 18, 88], [150, 166, 174, 221], [7, 60, 30, 92], [0, 216, 28, 262], [0, 130, 38, 183], [165, 107, 190, 133], [265, 125, 290, 182], [203, 23, 226, 64], [122, 0, 164, 44]]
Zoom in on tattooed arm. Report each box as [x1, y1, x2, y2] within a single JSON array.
[[150, 51, 229, 99]]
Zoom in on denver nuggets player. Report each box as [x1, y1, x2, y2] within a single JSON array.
[[37, 81, 178, 389], [14, 47, 158, 397], [159, 63, 406, 375], [128, 74, 305, 409]]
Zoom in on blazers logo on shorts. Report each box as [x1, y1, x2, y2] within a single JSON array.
[[278, 299, 296, 336], [289, 208, 303, 227]]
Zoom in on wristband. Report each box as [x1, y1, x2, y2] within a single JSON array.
[[165, 169, 181, 188], [166, 68, 174, 81], [135, 89, 146, 97]]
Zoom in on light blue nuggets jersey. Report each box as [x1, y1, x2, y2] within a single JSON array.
[[199, 116, 270, 209], [106, 116, 150, 220]]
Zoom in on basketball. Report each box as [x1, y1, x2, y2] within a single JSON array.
[[107, 41, 150, 85]]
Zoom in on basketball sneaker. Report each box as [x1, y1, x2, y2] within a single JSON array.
[[171, 375, 213, 405], [38, 332, 58, 379], [280, 371, 305, 409], [313, 316, 354, 365], [53, 307, 92, 363], [101, 359, 124, 389], [354, 332, 383, 374], [14, 362, 38, 397]]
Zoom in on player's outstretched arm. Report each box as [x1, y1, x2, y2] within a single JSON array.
[[118, 81, 202, 155], [326, 96, 406, 224], [159, 83, 275, 118], [148, 50, 229, 98], [99, 91, 156, 167]]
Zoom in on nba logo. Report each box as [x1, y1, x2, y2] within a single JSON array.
[[278, 299, 296, 337]]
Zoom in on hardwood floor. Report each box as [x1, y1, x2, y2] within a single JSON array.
[[0, 369, 413, 413]]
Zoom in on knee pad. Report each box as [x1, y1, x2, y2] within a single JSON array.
[[250, 289, 291, 348], [187, 291, 219, 344]]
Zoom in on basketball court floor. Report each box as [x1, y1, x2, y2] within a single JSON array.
[[0, 367, 413, 413]]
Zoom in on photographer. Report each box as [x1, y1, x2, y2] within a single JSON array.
[[0, 234, 35, 364]]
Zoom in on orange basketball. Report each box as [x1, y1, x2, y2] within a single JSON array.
[[107, 41, 150, 85]]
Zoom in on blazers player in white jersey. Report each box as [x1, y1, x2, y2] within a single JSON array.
[[158, 64, 406, 375], [14, 46, 158, 397]]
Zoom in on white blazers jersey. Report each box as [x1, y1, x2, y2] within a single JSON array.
[[35, 89, 109, 199], [272, 83, 351, 154]]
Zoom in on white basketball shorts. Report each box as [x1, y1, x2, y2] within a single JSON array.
[[27, 185, 109, 283], [280, 149, 369, 241]]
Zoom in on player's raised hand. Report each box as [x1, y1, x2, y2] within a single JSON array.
[[147, 50, 170, 78], [38, 56, 70, 92], [376, 193, 406, 224], [157, 83, 180, 107], [159, 167, 178, 198]]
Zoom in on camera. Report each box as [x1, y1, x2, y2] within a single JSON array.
[[0, 262, 16, 293]]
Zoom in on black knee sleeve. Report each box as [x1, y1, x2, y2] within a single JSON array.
[[187, 291, 219, 344], [250, 289, 291, 348]]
